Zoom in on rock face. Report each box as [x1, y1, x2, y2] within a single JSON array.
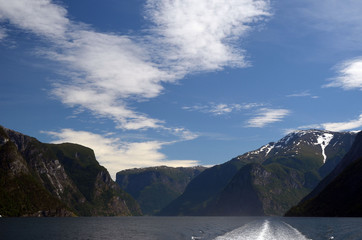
[[116, 166, 206, 215], [286, 131, 362, 217], [0, 126, 141, 217], [159, 130, 356, 216]]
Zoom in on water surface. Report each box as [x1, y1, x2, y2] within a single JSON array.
[[1, 216, 362, 240]]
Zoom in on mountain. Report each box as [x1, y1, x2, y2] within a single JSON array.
[[286, 131, 362, 217], [290, 130, 362, 204], [0, 126, 141, 217], [116, 166, 206, 215], [159, 130, 356, 216]]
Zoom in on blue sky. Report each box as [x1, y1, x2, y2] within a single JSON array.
[[1, 0, 362, 178]]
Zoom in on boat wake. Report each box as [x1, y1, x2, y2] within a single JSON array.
[[214, 219, 311, 240]]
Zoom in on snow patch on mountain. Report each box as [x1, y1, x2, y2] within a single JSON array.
[[237, 129, 355, 164], [265, 144, 274, 156], [314, 133, 334, 163], [251, 143, 275, 157]]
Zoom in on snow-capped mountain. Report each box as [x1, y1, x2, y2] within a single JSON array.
[[236, 130, 356, 173], [287, 131, 362, 217], [160, 129, 357, 216]]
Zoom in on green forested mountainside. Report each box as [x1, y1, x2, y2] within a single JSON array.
[[286, 131, 362, 217], [0, 125, 141, 217], [116, 166, 206, 215], [0, 140, 73, 217], [160, 130, 356, 216]]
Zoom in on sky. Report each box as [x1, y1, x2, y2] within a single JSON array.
[[1, 0, 362, 179]]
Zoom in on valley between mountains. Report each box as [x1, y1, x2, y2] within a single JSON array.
[[1, 124, 361, 217]]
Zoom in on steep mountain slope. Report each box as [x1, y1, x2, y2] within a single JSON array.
[[159, 156, 255, 215], [286, 131, 362, 216], [0, 126, 141, 217], [292, 131, 362, 204], [212, 162, 309, 216], [116, 166, 206, 215], [160, 130, 356, 216], [0, 134, 73, 217]]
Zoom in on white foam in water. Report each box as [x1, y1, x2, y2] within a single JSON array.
[[214, 219, 311, 240]]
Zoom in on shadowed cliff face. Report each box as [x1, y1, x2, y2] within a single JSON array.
[[212, 162, 309, 216], [0, 125, 141, 217], [160, 130, 356, 216], [116, 166, 206, 215], [211, 164, 265, 216]]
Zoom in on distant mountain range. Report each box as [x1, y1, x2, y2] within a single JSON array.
[[116, 166, 206, 215], [159, 130, 357, 216], [0, 126, 141, 217], [286, 131, 362, 217], [2, 125, 361, 218]]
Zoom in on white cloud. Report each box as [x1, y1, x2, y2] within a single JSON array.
[[47, 30, 172, 130], [295, 1, 362, 92], [295, 1, 362, 91], [322, 114, 362, 132], [210, 104, 235, 115], [286, 90, 319, 98], [0, 0, 271, 131], [52, 31, 173, 99], [169, 127, 199, 141], [0, 1, 171, 130], [1, 0, 271, 170], [0, 0, 69, 39], [290, 114, 362, 132], [146, 0, 271, 72], [183, 102, 263, 116], [52, 86, 164, 130], [325, 58, 362, 90], [43, 129, 200, 179], [246, 108, 290, 127]]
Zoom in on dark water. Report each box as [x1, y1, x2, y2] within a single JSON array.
[[1, 217, 362, 240]]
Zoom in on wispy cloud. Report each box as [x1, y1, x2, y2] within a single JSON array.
[[0, 0, 271, 131], [322, 115, 362, 131], [0, 0, 272, 172], [299, 0, 362, 50], [246, 108, 290, 128], [43, 129, 200, 179], [286, 90, 319, 99], [0, 27, 6, 40], [183, 102, 263, 116], [295, 1, 362, 92], [209, 104, 239, 115], [289, 114, 362, 132], [47, 31, 171, 130], [325, 58, 362, 91], [169, 127, 199, 141]]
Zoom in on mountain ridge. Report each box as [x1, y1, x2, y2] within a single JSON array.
[[159, 129, 356, 216], [286, 131, 362, 216], [0, 125, 141, 217]]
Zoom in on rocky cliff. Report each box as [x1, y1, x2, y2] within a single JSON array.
[[0, 126, 141, 217]]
